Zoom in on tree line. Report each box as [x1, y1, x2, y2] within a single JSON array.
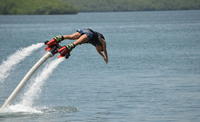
[[0, 0, 78, 15], [66, 0, 200, 12], [0, 0, 200, 15]]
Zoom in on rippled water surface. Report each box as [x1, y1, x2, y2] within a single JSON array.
[[0, 11, 200, 122]]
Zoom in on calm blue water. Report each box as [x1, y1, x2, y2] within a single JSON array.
[[0, 10, 200, 122]]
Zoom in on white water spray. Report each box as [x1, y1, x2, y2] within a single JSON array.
[[20, 58, 64, 107], [0, 43, 44, 83], [0, 104, 42, 113], [0, 58, 64, 113]]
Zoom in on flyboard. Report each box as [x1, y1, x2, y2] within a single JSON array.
[[0, 38, 70, 110]]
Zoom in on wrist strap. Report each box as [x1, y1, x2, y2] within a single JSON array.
[[66, 43, 76, 50]]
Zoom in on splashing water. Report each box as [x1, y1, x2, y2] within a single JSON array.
[[0, 43, 44, 83], [0, 104, 42, 114], [0, 58, 64, 114], [20, 58, 65, 107]]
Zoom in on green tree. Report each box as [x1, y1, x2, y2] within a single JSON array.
[[0, 0, 78, 15]]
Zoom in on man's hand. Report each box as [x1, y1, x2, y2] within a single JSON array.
[[103, 56, 108, 64]]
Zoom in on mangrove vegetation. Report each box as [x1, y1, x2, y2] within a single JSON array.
[[0, 0, 78, 15], [0, 0, 200, 15]]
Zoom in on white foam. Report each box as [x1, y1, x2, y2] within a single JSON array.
[[20, 58, 65, 107], [0, 43, 44, 83], [0, 104, 42, 113]]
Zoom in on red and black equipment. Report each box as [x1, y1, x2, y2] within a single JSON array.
[[44, 38, 70, 58], [57, 46, 70, 58]]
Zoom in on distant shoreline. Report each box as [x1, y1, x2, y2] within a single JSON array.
[[79, 9, 200, 13], [0, 9, 199, 15], [1, 0, 200, 15]]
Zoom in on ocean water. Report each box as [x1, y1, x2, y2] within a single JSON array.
[[0, 10, 200, 122]]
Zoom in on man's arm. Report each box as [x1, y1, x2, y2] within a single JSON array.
[[97, 39, 108, 63], [96, 47, 108, 64], [102, 40, 108, 63]]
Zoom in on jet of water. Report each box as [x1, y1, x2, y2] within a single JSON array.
[[20, 58, 65, 107], [0, 43, 44, 83]]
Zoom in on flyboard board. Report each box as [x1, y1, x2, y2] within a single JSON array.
[[0, 39, 69, 110]]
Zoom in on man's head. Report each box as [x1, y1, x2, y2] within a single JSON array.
[[96, 32, 105, 40]]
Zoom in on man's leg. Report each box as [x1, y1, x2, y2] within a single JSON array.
[[60, 34, 89, 52], [73, 34, 89, 46], [63, 32, 82, 40], [58, 34, 89, 58]]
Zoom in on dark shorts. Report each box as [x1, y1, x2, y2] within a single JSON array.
[[76, 29, 94, 41], [76, 28, 102, 46]]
